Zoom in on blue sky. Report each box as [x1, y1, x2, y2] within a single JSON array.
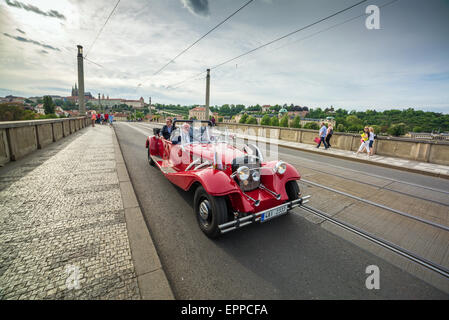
[[0, 0, 448, 113]]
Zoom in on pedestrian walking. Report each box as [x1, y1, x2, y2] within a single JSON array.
[[91, 112, 96, 127], [316, 122, 329, 149], [105, 113, 109, 125], [109, 114, 114, 126], [96, 113, 100, 124], [100, 113, 105, 125], [368, 127, 376, 156], [355, 127, 370, 156], [325, 124, 333, 148]]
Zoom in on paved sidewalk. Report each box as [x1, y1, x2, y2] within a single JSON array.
[[221, 128, 449, 179], [0, 125, 172, 299]]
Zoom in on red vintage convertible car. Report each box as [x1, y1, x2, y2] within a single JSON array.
[[145, 120, 309, 238]]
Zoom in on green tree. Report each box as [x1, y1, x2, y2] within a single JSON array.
[[304, 122, 319, 130], [270, 117, 279, 127], [43, 96, 55, 115], [260, 114, 271, 126], [413, 126, 423, 133], [0, 103, 36, 121], [336, 124, 345, 132], [280, 114, 289, 127], [371, 125, 381, 134], [388, 123, 406, 136], [246, 116, 258, 125], [345, 115, 363, 127], [291, 116, 301, 128], [239, 114, 248, 124]]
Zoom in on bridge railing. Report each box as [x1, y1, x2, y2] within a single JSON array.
[[0, 117, 89, 166], [213, 123, 449, 166]]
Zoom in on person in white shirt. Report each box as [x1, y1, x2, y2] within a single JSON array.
[[368, 127, 375, 156]]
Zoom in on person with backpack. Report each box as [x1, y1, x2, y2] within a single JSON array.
[[325, 124, 333, 148]]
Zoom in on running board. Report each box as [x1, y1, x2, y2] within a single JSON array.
[[218, 195, 311, 234]]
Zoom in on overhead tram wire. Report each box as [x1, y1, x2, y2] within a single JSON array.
[[151, 0, 255, 77], [83, 56, 104, 69], [167, 0, 368, 88], [230, 0, 400, 71], [209, 0, 368, 71], [85, 0, 121, 59], [167, 71, 208, 89]]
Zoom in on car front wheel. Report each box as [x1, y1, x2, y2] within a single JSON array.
[[285, 181, 300, 214], [194, 186, 228, 238], [285, 180, 300, 201]]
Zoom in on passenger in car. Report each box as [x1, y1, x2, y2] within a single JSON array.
[[172, 123, 193, 145]]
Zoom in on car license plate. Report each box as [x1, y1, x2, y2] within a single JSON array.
[[261, 204, 288, 222]]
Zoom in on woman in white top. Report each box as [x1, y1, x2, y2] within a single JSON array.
[[368, 127, 375, 156]]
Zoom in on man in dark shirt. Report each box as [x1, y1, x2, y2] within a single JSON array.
[[161, 118, 174, 140]]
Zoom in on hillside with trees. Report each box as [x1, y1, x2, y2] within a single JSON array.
[[307, 108, 449, 134]]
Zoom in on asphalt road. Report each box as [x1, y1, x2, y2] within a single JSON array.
[[114, 122, 448, 299]]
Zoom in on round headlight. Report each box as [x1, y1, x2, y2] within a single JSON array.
[[237, 166, 250, 181], [274, 161, 287, 175], [252, 170, 260, 182]]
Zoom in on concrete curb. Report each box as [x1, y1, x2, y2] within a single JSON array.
[[112, 126, 174, 300]]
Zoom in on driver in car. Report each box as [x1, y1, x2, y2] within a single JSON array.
[[161, 118, 174, 140]]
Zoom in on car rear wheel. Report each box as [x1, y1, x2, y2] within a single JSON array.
[[194, 186, 228, 238], [148, 149, 155, 166]]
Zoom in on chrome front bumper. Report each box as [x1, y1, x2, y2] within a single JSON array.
[[218, 195, 311, 234]]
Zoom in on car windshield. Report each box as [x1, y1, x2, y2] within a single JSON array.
[[170, 124, 232, 145]]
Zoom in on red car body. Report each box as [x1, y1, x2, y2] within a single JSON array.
[[145, 121, 306, 237]]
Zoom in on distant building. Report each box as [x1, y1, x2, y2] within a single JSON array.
[[34, 104, 45, 115], [189, 106, 207, 120], [99, 97, 123, 108], [278, 108, 288, 117], [113, 112, 128, 121], [71, 83, 78, 97], [3, 95, 26, 104], [123, 97, 144, 109], [262, 105, 271, 113], [301, 118, 336, 128]]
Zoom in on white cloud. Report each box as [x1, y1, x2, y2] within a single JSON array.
[[0, 0, 448, 113]]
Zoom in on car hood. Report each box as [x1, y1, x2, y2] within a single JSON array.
[[184, 142, 246, 165]]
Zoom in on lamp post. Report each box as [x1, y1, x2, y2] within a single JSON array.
[[77, 45, 85, 114], [205, 69, 210, 120]]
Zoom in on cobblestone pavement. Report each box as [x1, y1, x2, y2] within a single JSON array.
[[0, 126, 140, 300]]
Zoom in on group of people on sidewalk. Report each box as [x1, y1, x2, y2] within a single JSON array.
[[354, 126, 376, 157], [316, 122, 334, 150], [316, 122, 376, 157], [90, 112, 114, 127]]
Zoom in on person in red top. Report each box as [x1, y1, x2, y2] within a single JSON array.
[[105, 113, 109, 124]]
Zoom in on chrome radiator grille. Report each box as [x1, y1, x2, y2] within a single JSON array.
[[232, 157, 260, 192]]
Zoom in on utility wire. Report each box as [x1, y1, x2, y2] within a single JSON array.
[[166, 0, 368, 89], [84, 56, 104, 68], [85, 0, 121, 59], [167, 71, 208, 89], [241, 0, 400, 67], [152, 0, 255, 77], [210, 0, 368, 71]]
